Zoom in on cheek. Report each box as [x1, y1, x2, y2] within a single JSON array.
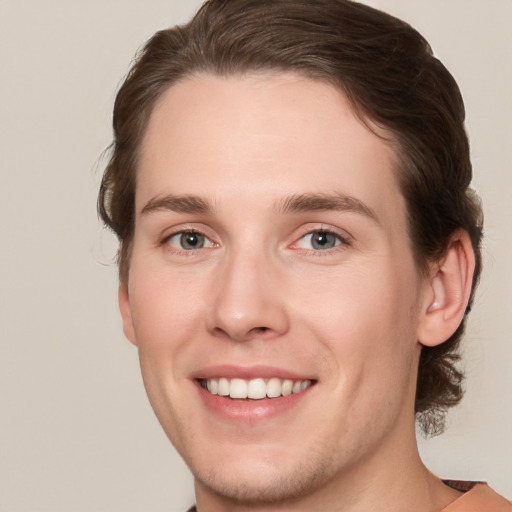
[[295, 262, 415, 335], [127, 264, 207, 439], [128, 260, 209, 368], [293, 262, 420, 388]]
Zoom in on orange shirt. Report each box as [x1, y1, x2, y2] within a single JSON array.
[[442, 482, 512, 512]]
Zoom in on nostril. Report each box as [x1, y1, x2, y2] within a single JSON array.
[[212, 326, 268, 338]]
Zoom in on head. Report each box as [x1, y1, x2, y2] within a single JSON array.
[[98, 0, 482, 503], [99, 0, 483, 433]]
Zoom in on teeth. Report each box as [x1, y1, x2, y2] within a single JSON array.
[[218, 378, 230, 396], [247, 378, 267, 399], [282, 379, 293, 396], [266, 377, 282, 398], [203, 377, 312, 400], [229, 378, 247, 399], [206, 379, 218, 395]]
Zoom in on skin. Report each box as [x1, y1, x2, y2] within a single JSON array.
[[119, 73, 474, 511]]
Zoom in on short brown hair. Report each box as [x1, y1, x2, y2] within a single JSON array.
[[98, 0, 483, 434]]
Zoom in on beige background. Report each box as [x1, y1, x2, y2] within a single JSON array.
[[0, 1, 510, 511]]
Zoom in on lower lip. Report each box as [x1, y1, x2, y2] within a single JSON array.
[[195, 381, 314, 424]]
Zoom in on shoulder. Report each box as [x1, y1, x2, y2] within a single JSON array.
[[442, 482, 512, 512]]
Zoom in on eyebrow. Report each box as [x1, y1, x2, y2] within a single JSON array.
[[277, 192, 379, 223], [141, 194, 213, 216], [140, 191, 378, 223]]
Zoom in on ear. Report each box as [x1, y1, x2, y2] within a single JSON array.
[[118, 284, 137, 346], [417, 230, 476, 347]]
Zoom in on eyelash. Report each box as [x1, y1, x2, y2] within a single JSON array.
[[160, 226, 351, 255], [292, 227, 351, 254], [161, 229, 217, 253]]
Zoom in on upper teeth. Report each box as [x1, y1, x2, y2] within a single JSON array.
[[205, 377, 312, 399]]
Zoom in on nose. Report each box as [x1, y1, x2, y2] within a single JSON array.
[[206, 247, 290, 343]]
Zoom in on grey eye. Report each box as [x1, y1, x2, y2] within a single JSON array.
[[310, 232, 338, 249], [181, 232, 205, 249], [168, 231, 211, 250], [298, 231, 342, 250]]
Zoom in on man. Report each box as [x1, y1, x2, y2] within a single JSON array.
[[98, 0, 511, 510]]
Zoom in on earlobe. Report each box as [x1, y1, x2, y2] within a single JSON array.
[[118, 284, 138, 346], [417, 230, 476, 347]]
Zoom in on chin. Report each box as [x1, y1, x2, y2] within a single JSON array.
[[190, 448, 334, 505]]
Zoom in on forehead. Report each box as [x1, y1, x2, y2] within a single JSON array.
[[137, 73, 405, 229]]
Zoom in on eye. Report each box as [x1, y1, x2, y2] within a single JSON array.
[[166, 231, 215, 251], [296, 230, 344, 250]]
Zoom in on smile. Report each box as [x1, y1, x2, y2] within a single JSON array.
[[201, 377, 313, 400]]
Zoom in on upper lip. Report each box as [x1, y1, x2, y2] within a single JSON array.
[[190, 364, 316, 381]]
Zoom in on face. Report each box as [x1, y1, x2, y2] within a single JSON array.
[[120, 73, 431, 505]]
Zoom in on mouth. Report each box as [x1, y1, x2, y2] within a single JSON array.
[[194, 367, 317, 423], [198, 377, 314, 400]]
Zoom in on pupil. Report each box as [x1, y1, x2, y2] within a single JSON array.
[[181, 232, 204, 249], [312, 232, 335, 249]]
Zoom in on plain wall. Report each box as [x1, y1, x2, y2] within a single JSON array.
[[0, 1, 510, 510]]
